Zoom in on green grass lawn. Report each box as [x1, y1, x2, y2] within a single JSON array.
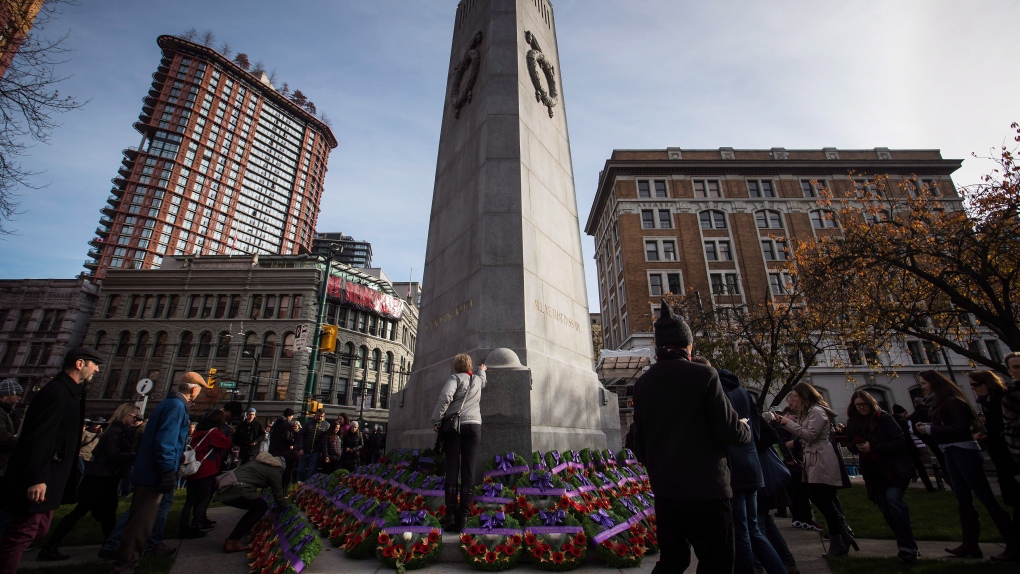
[[828, 556, 1017, 574], [25, 554, 176, 574]]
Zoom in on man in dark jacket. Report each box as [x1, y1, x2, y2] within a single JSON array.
[[232, 408, 265, 465], [268, 408, 297, 487], [296, 408, 328, 482], [112, 372, 207, 574], [0, 378, 24, 476], [0, 347, 103, 574], [632, 303, 750, 574], [892, 404, 935, 492]]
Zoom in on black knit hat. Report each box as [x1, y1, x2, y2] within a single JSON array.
[[654, 301, 693, 348]]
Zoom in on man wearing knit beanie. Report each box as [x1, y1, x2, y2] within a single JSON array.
[[632, 300, 751, 573]]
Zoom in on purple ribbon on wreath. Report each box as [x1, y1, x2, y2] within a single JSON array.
[[552, 452, 561, 465], [572, 451, 582, 464], [479, 512, 506, 530], [400, 510, 427, 526], [607, 448, 615, 461], [576, 475, 593, 487], [594, 471, 607, 483], [590, 509, 615, 529], [529, 471, 553, 491], [481, 482, 504, 497], [539, 510, 566, 526], [620, 498, 638, 514], [495, 452, 516, 472], [408, 471, 420, 483], [293, 533, 316, 553]]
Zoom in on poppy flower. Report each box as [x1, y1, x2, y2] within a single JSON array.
[[551, 551, 565, 563], [382, 547, 393, 558], [570, 547, 582, 557], [468, 544, 481, 557], [561, 542, 573, 552], [378, 533, 391, 544], [461, 534, 473, 545], [574, 533, 586, 545], [474, 543, 487, 555], [617, 547, 627, 557], [539, 543, 551, 553], [485, 551, 497, 563], [510, 534, 522, 546], [532, 548, 545, 559], [524, 533, 538, 546], [427, 530, 440, 543]]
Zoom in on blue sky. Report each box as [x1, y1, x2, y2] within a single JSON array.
[[1, 0, 1018, 309]]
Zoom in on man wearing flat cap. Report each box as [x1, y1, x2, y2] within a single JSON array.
[[0, 347, 103, 574], [0, 378, 24, 477]]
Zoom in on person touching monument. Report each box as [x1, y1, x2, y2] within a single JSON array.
[[632, 303, 750, 573]]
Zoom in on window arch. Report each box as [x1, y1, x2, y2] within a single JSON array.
[[242, 331, 258, 357], [370, 348, 381, 370], [699, 210, 727, 229], [861, 387, 891, 414], [94, 330, 106, 352], [754, 209, 783, 229], [864, 209, 892, 225], [134, 331, 150, 357], [810, 209, 838, 229], [216, 331, 231, 358], [152, 331, 168, 357], [385, 351, 394, 374], [114, 331, 131, 357], [261, 332, 278, 359], [342, 342, 354, 366], [178, 331, 194, 357], [281, 332, 295, 358], [356, 346, 367, 369], [196, 331, 212, 358]]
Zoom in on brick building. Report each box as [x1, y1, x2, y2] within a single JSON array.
[[585, 147, 1006, 419], [85, 35, 337, 281]]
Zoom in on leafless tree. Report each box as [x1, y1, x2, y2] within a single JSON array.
[[267, 68, 278, 86], [318, 112, 331, 127], [0, 0, 85, 234], [199, 29, 215, 47], [280, 82, 289, 97], [218, 42, 232, 58], [180, 27, 198, 41], [250, 59, 265, 75]]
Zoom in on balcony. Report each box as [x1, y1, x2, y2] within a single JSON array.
[[106, 195, 120, 207], [95, 226, 110, 238], [109, 186, 125, 198], [87, 248, 101, 259], [100, 205, 116, 217], [117, 165, 132, 179], [111, 176, 127, 187], [89, 236, 105, 247], [83, 260, 98, 269]]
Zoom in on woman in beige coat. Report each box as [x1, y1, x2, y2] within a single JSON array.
[[776, 382, 858, 557]]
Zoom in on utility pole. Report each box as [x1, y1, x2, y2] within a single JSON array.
[[301, 244, 341, 417]]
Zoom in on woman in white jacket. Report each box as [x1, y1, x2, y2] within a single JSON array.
[[776, 382, 857, 557]]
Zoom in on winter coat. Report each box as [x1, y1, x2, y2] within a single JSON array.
[[296, 418, 329, 454], [0, 402, 17, 472], [978, 390, 1020, 477], [268, 417, 295, 456], [319, 431, 341, 463], [928, 396, 978, 445], [341, 430, 363, 466], [186, 427, 233, 480], [87, 421, 136, 479], [719, 369, 765, 493], [632, 357, 750, 501], [781, 404, 843, 487], [218, 452, 286, 504], [431, 371, 487, 426], [845, 411, 914, 490], [132, 393, 190, 486], [0, 371, 85, 513], [232, 419, 266, 457]]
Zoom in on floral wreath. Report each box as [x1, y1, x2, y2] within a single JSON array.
[[376, 508, 443, 570], [582, 509, 645, 568], [515, 469, 568, 521], [610, 495, 658, 554], [523, 509, 587, 571], [341, 498, 391, 559], [247, 502, 321, 574], [482, 451, 530, 486], [472, 479, 515, 515], [459, 511, 524, 571]]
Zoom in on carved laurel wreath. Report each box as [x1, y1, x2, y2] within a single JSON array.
[[451, 31, 483, 119], [524, 30, 558, 118]]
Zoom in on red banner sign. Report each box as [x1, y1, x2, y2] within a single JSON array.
[[327, 276, 404, 320]]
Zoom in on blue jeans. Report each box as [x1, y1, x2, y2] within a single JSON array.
[[296, 453, 320, 482], [102, 487, 174, 552], [732, 489, 787, 574], [756, 505, 795, 565], [943, 446, 1015, 542], [872, 485, 917, 553]]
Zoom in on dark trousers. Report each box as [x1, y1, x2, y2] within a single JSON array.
[[872, 484, 918, 553], [46, 474, 120, 548], [731, 490, 785, 574], [277, 450, 299, 488], [0, 510, 54, 574], [788, 477, 813, 524], [112, 485, 163, 574], [943, 446, 1015, 545], [906, 445, 935, 491], [443, 423, 481, 511], [653, 497, 734, 574], [806, 483, 845, 535], [222, 496, 269, 541], [180, 476, 216, 531]]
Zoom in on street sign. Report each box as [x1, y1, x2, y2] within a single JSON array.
[[136, 378, 153, 396], [219, 380, 238, 390], [294, 324, 310, 349]]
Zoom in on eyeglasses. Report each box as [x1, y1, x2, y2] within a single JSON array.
[[969, 382, 984, 389], [853, 402, 869, 408]]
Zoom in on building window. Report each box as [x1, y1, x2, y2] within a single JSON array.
[[864, 209, 892, 225], [641, 210, 654, 229], [262, 332, 278, 359], [747, 179, 776, 198], [134, 332, 149, 358], [810, 209, 838, 229], [704, 240, 732, 261], [755, 210, 783, 229], [648, 271, 683, 296], [216, 331, 231, 358], [855, 179, 880, 197], [699, 210, 727, 229], [336, 377, 349, 405], [637, 179, 668, 198], [658, 210, 672, 228], [153, 331, 168, 357], [645, 240, 658, 261], [801, 179, 825, 198], [985, 339, 1003, 364], [281, 332, 295, 358], [114, 331, 131, 357], [710, 273, 741, 295], [197, 331, 212, 357], [761, 239, 789, 261], [642, 209, 672, 229], [370, 349, 381, 370], [242, 331, 258, 357], [769, 272, 792, 295], [693, 179, 722, 198], [178, 332, 194, 357], [342, 342, 354, 366]]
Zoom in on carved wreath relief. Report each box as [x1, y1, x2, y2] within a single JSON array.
[[524, 30, 558, 118], [451, 31, 483, 119]]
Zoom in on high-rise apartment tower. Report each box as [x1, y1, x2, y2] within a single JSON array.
[[85, 35, 337, 280]]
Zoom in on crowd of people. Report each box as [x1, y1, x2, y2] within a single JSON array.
[[631, 302, 1020, 573], [0, 345, 390, 574]]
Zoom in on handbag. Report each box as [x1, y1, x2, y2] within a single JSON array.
[[179, 432, 213, 477], [215, 468, 241, 492], [760, 444, 791, 496], [434, 374, 476, 453]]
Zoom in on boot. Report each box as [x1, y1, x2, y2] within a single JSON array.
[[946, 506, 982, 558], [444, 485, 460, 532], [223, 539, 249, 554], [824, 531, 848, 558], [840, 524, 859, 552], [454, 484, 472, 532]]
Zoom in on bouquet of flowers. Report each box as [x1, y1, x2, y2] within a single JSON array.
[[472, 480, 515, 514], [522, 509, 587, 571], [582, 509, 645, 568], [376, 508, 443, 570], [459, 511, 525, 571], [482, 451, 530, 486]]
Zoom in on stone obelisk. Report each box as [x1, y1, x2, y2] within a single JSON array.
[[388, 0, 620, 461]]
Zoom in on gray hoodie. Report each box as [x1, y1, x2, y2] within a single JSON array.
[[431, 371, 487, 426]]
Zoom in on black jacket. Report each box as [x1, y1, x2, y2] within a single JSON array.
[[0, 371, 85, 513], [929, 396, 977, 445], [846, 411, 914, 485], [632, 357, 750, 501], [268, 417, 295, 456], [978, 390, 1020, 479], [296, 418, 329, 454], [719, 369, 765, 493], [232, 419, 266, 457], [87, 421, 136, 479]]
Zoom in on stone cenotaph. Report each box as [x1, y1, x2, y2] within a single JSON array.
[[387, 0, 620, 463]]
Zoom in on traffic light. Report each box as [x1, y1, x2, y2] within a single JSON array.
[[307, 398, 323, 413], [319, 324, 338, 353], [207, 368, 217, 387]]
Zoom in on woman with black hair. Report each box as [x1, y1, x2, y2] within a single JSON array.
[[845, 390, 919, 562], [915, 370, 1015, 560]]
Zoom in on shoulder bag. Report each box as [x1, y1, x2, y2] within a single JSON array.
[[179, 432, 214, 477], [434, 374, 475, 453]]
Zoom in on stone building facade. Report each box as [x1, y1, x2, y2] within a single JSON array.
[[82, 254, 416, 429], [0, 278, 101, 390], [585, 147, 1005, 419]]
